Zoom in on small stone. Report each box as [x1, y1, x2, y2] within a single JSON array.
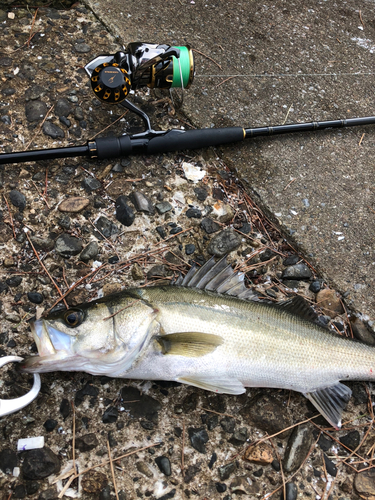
[[147, 265, 167, 280], [283, 425, 313, 473], [80, 241, 99, 262], [102, 283, 121, 296], [211, 200, 234, 223], [241, 394, 292, 438], [185, 243, 195, 255], [169, 226, 182, 235], [188, 427, 209, 453], [243, 442, 274, 465], [201, 217, 221, 234], [155, 201, 173, 214], [58, 197, 89, 213], [218, 462, 237, 481], [309, 280, 322, 293], [13, 484, 27, 499], [207, 228, 241, 257], [194, 187, 208, 201], [340, 430, 360, 450], [230, 476, 258, 495], [220, 416, 235, 433], [82, 471, 108, 493], [25, 100, 47, 122], [25, 85, 45, 101], [9, 190, 26, 211], [354, 468, 375, 499], [37, 487, 58, 500], [0, 448, 18, 473], [30, 236, 55, 252], [282, 263, 312, 280], [102, 406, 118, 423], [155, 456, 171, 476], [55, 234, 83, 258], [58, 215, 71, 230], [283, 255, 299, 266], [43, 121, 65, 139], [75, 43, 91, 53], [75, 433, 99, 452], [43, 419, 58, 432], [120, 386, 161, 421], [186, 208, 202, 218], [129, 191, 155, 214], [131, 263, 144, 280], [216, 483, 227, 493], [55, 98, 72, 117], [323, 453, 337, 477], [316, 289, 344, 318], [229, 427, 248, 445], [94, 216, 118, 240], [281, 482, 297, 500], [27, 292, 43, 304], [6, 275, 22, 287], [156, 226, 167, 239], [22, 448, 60, 480], [351, 317, 375, 345], [1, 115, 11, 125], [60, 398, 70, 419], [82, 177, 102, 192], [136, 461, 153, 478], [115, 195, 135, 226]]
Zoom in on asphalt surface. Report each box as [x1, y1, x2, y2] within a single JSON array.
[[83, 0, 375, 324]]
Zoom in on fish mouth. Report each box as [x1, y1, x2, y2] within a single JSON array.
[[21, 320, 74, 373]]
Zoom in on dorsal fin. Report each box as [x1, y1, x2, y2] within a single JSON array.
[[276, 295, 319, 322]]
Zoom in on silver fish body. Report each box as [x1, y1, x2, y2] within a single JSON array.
[[22, 259, 375, 428]]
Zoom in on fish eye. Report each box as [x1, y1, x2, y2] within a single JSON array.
[[63, 309, 84, 328]]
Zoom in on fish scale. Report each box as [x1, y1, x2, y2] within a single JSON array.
[[22, 256, 375, 429]]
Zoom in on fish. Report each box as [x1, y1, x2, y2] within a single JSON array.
[[22, 256, 375, 429]]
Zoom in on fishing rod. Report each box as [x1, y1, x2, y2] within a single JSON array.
[[0, 41, 374, 166]]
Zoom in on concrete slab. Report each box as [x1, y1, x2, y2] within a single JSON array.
[[83, 0, 375, 322]]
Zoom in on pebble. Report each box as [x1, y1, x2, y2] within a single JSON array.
[[309, 280, 322, 293], [155, 456, 172, 476], [37, 487, 58, 500], [243, 442, 274, 465], [354, 468, 375, 497], [340, 430, 360, 450], [22, 448, 60, 479], [220, 416, 235, 433], [74, 42, 91, 53], [75, 382, 99, 406], [81, 177, 101, 192], [241, 394, 292, 437], [93, 216, 118, 240], [186, 208, 202, 218], [283, 425, 313, 473], [129, 191, 155, 214], [25, 85, 45, 101], [207, 228, 241, 257], [188, 427, 209, 453], [55, 98, 72, 117], [82, 471, 108, 493], [58, 197, 90, 213], [231, 476, 260, 496], [43, 419, 57, 432], [201, 217, 221, 234], [60, 398, 70, 419], [120, 386, 161, 421], [194, 187, 208, 201], [155, 201, 173, 214], [351, 317, 375, 345], [9, 190, 26, 211], [13, 484, 27, 499], [136, 461, 154, 478], [281, 482, 297, 500], [283, 255, 299, 266], [6, 276, 22, 287], [25, 482, 39, 496], [80, 241, 99, 262], [55, 234, 83, 258], [0, 448, 18, 473], [218, 462, 237, 481], [185, 243, 195, 255], [323, 453, 337, 476], [156, 226, 167, 239], [102, 406, 118, 423], [27, 292, 44, 304], [75, 433, 99, 452], [282, 263, 312, 280], [43, 121, 65, 139], [1, 115, 11, 125], [211, 200, 234, 223], [25, 100, 47, 122], [316, 288, 344, 318], [229, 427, 248, 445], [115, 195, 135, 226], [58, 215, 71, 229]]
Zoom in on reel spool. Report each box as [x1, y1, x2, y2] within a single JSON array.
[[85, 42, 194, 104]]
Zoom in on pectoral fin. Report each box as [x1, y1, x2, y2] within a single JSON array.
[[178, 375, 246, 395], [157, 332, 223, 357], [304, 382, 352, 429]]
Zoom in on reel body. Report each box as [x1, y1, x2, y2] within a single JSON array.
[[85, 42, 194, 104]]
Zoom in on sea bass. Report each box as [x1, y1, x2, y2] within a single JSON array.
[[22, 256, 375, 429]]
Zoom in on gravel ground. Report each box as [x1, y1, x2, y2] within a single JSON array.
[[1, 5, 375, 500]]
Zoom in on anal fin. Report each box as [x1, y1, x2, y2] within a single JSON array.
[[178, 375, 245, 395], [304, 382, 352, 429], [157, 332, 222, 357]]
